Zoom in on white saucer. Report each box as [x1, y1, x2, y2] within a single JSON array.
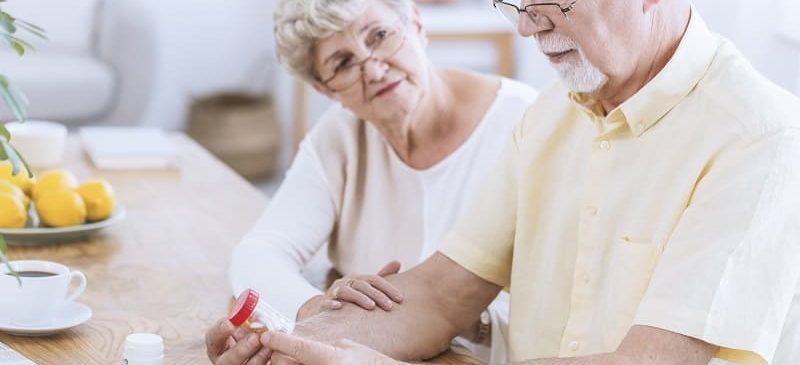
[[0, 302, 92, 336]]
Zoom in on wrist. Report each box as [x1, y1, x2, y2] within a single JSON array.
[[296, 295, 325, 321], [473, 310, 491, 345]]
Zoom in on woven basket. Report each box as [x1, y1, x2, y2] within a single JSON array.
[[187, 93, 280, 179]]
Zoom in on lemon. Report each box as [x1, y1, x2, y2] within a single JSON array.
[[0, 160, 34, 196], [35, 189, 87, 227], [0, 180, 29, 209], [76, 179, 116, 222], [0, 192, 27, 228], [32, 169, 78, 202]]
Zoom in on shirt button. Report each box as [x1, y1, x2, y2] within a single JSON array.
[[586, 206, 598, 216], [599, 140, 610, 150], [569, 341, 581, 352], [581, 273, 591, 284]]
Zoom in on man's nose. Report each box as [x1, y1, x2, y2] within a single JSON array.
[[517, 13, 552, 37]]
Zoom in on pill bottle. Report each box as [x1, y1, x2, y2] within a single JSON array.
[[123, 333, 164, 365], [229, 288, 294, 334]]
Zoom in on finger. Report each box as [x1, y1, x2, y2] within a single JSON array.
[[351, 280, 395, 310], [232, 326, 251, 342], [334, 285, 376, 309], [225, 337, 237, 351], [364, 275, 404, 303], [322, 299, 343, 310], [206, 319, 236, 359], [216, 333, 262, 365], [270, 353, 300, 365], [376, 260, 401, 277], [244, 345, 272, 365], [262, 332, 338, 365]]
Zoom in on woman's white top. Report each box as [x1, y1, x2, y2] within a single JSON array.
[[230, 77, 537, 363]]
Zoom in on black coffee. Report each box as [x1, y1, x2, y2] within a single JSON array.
[[5, 271, 58, 277]]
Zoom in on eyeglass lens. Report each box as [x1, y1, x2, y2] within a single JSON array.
[[323, 25, 405, 91]]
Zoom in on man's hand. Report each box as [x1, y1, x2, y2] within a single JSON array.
[[297, 261, 404, 321], [205, 318, 272, 365], [262, 331, 406, 365]]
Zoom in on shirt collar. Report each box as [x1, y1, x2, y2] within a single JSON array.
[[569, 7, 721, 137]]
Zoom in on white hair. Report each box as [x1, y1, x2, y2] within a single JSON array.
[[274, 0, 414, 82], [536, 32, 608, 93]]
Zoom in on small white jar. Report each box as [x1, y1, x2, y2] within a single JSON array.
[[123, 333, 164, 365], [4, 120, 67, 168]]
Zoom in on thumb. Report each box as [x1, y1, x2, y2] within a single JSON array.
[[376, 260, 401, 277], [261, 332, 338, 364]]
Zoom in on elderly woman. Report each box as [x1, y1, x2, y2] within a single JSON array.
[[206, 0, 536, 364]]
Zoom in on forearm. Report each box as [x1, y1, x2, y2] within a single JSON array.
[[293, 253, 501, 361], [511, 326, 716, 365], [231, 242, 323, 318]]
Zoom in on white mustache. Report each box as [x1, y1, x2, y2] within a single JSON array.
[[536, 33, 578, 54]]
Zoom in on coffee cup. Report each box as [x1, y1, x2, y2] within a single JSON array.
[[0, 260, 87, 326]]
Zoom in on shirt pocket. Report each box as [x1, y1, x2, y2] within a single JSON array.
[[606, 233, 663, 334]]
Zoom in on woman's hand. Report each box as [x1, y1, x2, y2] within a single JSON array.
[[327, 261, 404, 310], [205, 318, 271, 365], [297, 261, 404, 320], [262, 331, 406, 365]]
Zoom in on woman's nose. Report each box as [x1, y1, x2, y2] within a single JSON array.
[[361, 58, 389, 82]]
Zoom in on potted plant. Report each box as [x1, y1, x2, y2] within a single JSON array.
[[0, 0, 45, 282]]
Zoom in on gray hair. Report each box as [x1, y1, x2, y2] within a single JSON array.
[[273, 0, 414, 82]]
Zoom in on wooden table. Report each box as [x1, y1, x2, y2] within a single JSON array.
[[1, 134, 482, 364], [2, 134, 267, 364]]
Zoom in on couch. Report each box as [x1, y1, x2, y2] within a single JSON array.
[[0, 0, 159, 127]]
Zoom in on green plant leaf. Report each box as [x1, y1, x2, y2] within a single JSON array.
[[10, 39, 23, 55], [7, 79, 28, 107], [11, 144, 33, 178], [0, 75, 28, 121], [0, 122, 9, 142], [0, 11, 15, 34], [16, 20, 46, 39], [0, 138, 21, 175], [0, 236, 21, 286], [2, 33, 33, 54]]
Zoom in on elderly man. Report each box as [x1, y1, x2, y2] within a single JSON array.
[[248, 0, 800, 364]]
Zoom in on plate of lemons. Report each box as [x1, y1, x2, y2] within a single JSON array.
[[0, 162, 126, 246]]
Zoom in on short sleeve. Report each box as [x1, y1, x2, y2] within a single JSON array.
[[634, 129, 800, 364], [439, 127, 521, 288]]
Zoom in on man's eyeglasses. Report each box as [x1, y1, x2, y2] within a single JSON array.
[[316, 21, 407, 92], [492, 0, 581, 27]]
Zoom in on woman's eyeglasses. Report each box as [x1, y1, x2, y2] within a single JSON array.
[[317, 21, 407, 92]]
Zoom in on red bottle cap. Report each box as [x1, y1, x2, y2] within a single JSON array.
[[229, 289, 260, 326]]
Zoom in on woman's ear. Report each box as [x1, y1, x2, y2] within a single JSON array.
[[409, 4, 428, 46], [311, 81, 335, 99], [410, 3, 424, 34]]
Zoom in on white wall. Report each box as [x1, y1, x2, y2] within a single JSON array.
[[693, 0, 800, 92], [133, 0, 276, 131]]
